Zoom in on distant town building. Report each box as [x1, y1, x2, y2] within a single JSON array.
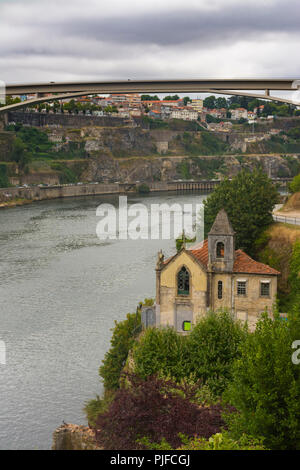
[[230, 108, 248, 120], [208, 108, 227, 119], [170, 107, 198, 121], [207, 121, 233, 132], [190, 99, 204, 112]]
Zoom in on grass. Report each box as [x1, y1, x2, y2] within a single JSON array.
[[256, 222, 300, 301], [281, 192, 300, 212]]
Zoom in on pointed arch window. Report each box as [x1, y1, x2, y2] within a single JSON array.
[[177, 266, 190, 296], [216, 242, 225, 258]]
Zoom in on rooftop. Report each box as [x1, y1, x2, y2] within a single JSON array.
[[208, 209, 235, 236], [189, 239, 280, 275], [164, 239, 280, 275]]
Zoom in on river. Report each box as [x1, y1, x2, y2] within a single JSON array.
[[0, 191, 207, 450]]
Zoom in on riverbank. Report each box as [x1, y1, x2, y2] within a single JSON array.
[[0, 197, 33, 209], [0, 180, 220, 210]]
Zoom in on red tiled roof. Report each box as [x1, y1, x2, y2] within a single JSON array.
[[164, 239, 280, 275], [232, 250, 280, 275], [190, 239, 209, 266]]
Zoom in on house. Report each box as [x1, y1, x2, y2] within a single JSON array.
[[190, 99, 204, 112], [152, 209, 280, 332], [230, 108, 248, 120], [148, 110, 161, 119], [207, 108, 227, 119], [170, 107, 198, 121]]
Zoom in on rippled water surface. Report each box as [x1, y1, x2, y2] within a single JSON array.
[[0, 192, 207, 449]]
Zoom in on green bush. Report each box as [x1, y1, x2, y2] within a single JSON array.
[[50, 162, 78, 183], [133, 310, 247, 397], [137, 183, 150, 194], [224, 312, 300, 450], [289, 173, 300, 193], [186, 311, 247, 396], [84, 392, 115, 427], [99, 310, 141, 391], [0, 164, 10, 188], [133, 327, 187, 381], [287, 241, 300, 308], [141, 431, 266, 450]]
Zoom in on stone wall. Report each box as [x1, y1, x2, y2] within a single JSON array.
[[0, 182, 121, 201], [8, 111, 132, 128]]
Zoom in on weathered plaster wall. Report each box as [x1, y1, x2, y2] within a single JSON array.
[[159, 251, 208, 326]]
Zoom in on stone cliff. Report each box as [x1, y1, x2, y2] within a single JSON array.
[[1, 114, 300, 185]]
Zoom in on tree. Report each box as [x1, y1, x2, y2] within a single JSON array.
[[11, 137, 31, 171], [99, 310, 141, 390], [289, 173, 300, 193], [203, 95, 216, 109], [163, 95, 180, 101], [224, 312, 300, 450], [186, 311, 247, 396], [183, 96, 192, 106], [95, 374, 226, 449], [141, 95, 160, 101], [204, 170, 279, 255], [133, 327, 186, 381], [215, 97, 227, 109], [0, 164, 10, 188]]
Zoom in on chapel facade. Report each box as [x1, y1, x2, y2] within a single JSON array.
[[154, 209, 280, 332]]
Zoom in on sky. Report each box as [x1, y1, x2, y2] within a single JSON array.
[[0, 0, 299, 90]]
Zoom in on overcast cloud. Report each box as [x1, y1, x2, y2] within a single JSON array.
[[0, 0, 299, 86]]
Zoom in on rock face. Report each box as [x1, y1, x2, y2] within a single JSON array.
[[52, 423, 100, 450], [2, 115, 300, 185]]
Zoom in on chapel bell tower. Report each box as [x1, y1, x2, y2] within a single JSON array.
[[208, 209, 235, 272]]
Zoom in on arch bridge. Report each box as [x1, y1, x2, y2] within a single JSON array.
[[1, 78, 300, 114]]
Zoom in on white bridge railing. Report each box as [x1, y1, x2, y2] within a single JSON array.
[[273, 214, 300, 226]]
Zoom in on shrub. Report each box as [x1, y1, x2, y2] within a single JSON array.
[[50, 162, 78, 184], [224, 312, 300, 450], [133, 311, 247, 398], [84, 391, 115, 427], [95, 374, 227, 450], [289, 173, 300, 193], [99, 310, 141, 391], [178, 432, 266, 450], [133, 327, 187, 381], [0, 164, 10, 188], [186, 311, 247, 396], [141, 431, 266, 450], [137, 183, 150, 194]]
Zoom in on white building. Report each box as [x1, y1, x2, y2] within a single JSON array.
[[230, 108, 248, 120], [170, 107, 198, 121]]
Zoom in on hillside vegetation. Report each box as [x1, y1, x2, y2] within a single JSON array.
[[255, 222, 300, 308], [282, 191, 300, 212]]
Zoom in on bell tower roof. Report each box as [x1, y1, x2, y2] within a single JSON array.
[[208, 209, 235, 236]]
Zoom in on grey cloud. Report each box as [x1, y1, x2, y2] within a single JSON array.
[[1, 0, 300, 58], [0, 0, 300, 83], [30, 1, 300, 48]]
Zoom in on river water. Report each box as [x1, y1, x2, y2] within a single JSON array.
[[0, 191, 207, 450]]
